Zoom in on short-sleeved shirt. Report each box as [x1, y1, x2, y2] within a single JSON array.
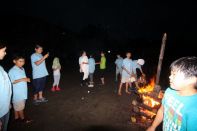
[[31, 53, 49, 79], [115, 57, 123, 69], [89, 58, 95, 73], [79, 56, 89, 73], [0, 66, 12, 118], [132, 60, 142, 74], [100, 56, 106, 69], [8, 66, 28, 103], [162, 87, 197, 131], [121, 58, 133, 78]]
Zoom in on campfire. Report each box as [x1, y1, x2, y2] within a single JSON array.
[[130, 77, 164, 127], [129, 33, 167, 128]]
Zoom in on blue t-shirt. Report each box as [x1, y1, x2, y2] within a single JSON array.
[[0, 66, 12, 118], [132, 60, 142, 74], [8, 66, 28, 103], [162, 87, 197, 131], [121, 58, 133, 78], [89, 58, 95, 73], [115, 57, 123, 69], [31, 53, 48, 79]]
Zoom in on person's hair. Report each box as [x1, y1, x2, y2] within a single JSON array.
[[126, 52, 132, 56], [170, 56, 197, 88], [35, 44, 43, 49], [0, 41, 7, 49], [13, 55, 25, 61], [80, 50, 86, 56]]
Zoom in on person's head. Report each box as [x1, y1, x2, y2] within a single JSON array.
[[35, 45, 43, 54], [169, 56, 197, 91], [117, 54, 121, 58], [126, 52, 131, 58], [53, 57, 60, 63], [80, 51, 86, 56], [137, 59, 145, 66], [13, 56, 25, 68], [101, 51, 105, 57], [0, 41, 7, 60], [89, 54, 93, 58]]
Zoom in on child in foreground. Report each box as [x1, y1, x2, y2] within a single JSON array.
[[147, 56, 197, 131], [8, 56, 32, 124]]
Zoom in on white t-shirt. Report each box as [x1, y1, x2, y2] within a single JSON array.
[[79, 56, 89, 73]]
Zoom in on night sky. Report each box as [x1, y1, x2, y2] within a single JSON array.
[[0, 0, 196, 57]]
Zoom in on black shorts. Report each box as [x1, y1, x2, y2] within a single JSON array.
[[33, 76, 46, 94], [99, 69, 105, 78]]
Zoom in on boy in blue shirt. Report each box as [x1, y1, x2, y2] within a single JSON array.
[[31, 45, 49, 105], [0, 42, 12, 131], [8, 56, 32, 124], [147, 56, 197, 131], [88, 55, 95, 87], [115, 54, 123, 82], [118, 52, 133, 95]]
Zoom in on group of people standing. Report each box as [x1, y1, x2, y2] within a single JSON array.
[[79, 51, 106, 87], [78, 50, 146, 96], [115, 52, 145, 95], [0, 42, 62, 131]]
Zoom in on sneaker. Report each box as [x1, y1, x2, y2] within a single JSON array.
[[56, 86, 61, 91], [51, 87, 56, 92], [20, 118, 33, 124], [37, 98, 48, 103], [33, 100, 40, 106], [88, 84, 94, 87]]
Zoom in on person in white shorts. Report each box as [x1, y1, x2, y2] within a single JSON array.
[[79, 51, 89, 87], [8, 55, 32, 124], [118, 52, 134, 95]]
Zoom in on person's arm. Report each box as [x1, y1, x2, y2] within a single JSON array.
[[12, 78, 30, 84], [147, 105, 164, 131], [122, 66, 131, 75], [34, 53, 49, 66]]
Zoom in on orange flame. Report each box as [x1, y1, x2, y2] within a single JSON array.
[[138, 77, 155, 94], [142, 95, 160, 108], [140, 108, 156, 118]]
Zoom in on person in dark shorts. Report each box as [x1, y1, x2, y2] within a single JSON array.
[[31, 45, 49, 105], [96, 52, 106, 86]]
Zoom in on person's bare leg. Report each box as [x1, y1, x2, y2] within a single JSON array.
[[126, 83, 131, 94], [101, 78, 105, 85], [38, 91, 43, 99], [14, 111, 19, 120], [33, 94, 38, 100], [118, 83, 123, 95], [18, 110, 25, 120]]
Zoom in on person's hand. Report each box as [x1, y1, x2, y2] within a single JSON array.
[[146, 126, 156, 131], [26, 78, 31, 82], [142, 73, 146, 77], [44, 53, 49, 59]]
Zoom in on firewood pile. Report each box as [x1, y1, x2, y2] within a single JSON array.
[[130, 78, 164, 128]]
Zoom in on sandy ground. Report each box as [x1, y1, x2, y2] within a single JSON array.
[[8, 68, 162, 131]]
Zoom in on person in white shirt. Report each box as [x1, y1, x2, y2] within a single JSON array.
[[79, 51, 89, 87]]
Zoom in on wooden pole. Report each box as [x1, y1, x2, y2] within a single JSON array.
[[155, 33, 167, 86]]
